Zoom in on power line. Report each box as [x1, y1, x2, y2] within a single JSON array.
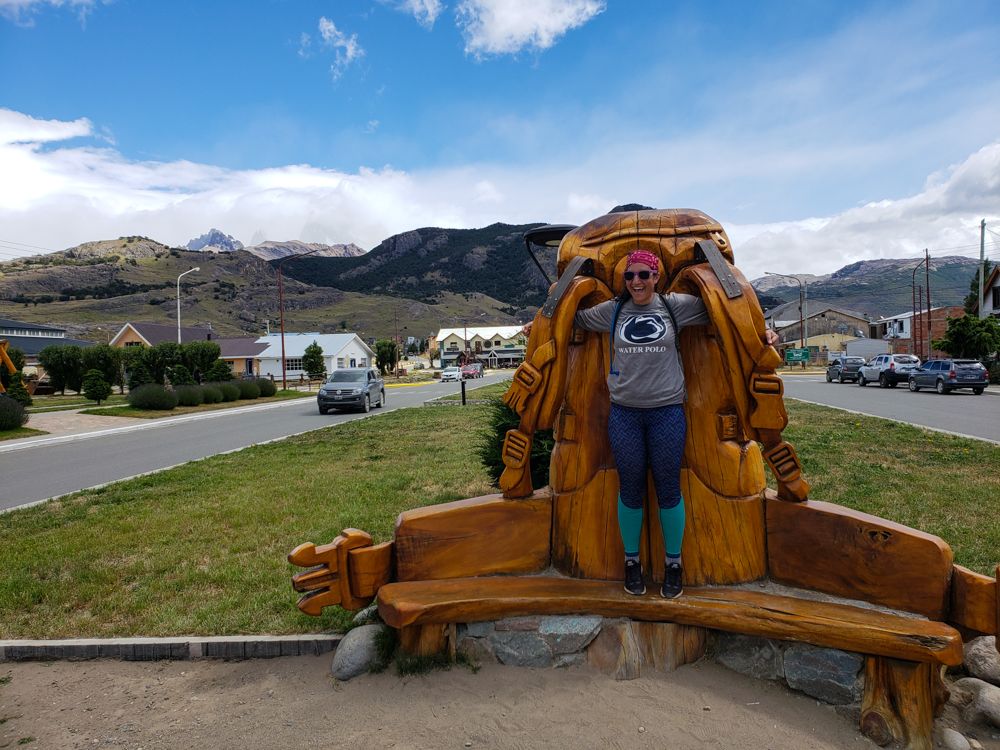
[[0, 238, 59, 253]]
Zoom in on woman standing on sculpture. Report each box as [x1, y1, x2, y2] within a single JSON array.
[[524, 249, 777, 599]]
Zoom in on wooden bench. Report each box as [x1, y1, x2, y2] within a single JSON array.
[[376, 575, 963, 666]]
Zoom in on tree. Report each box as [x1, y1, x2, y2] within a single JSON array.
[[932, 315, 1000, 360], [427, 347, 440, 367], [37, 344, 84, 394], [0, 346, 25, 391], [205, 360, 234, 382], [302, 341, 326, 379], [375, 340, 397, 375], [964, 260, 995, 314], [83, 368, 112, 405], [4, 371, 32, 407], [127, 360, 155, 390], [407, 342, 419, 355], [143, 342, 182, 385], [167, 363, 197, 386], [182, 340, 222, 379], [82, 343, 123, 393]]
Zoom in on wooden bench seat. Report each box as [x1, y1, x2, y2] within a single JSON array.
[[377, 576, 963, 666]]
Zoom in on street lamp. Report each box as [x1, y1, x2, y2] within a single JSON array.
[[177, 267, 200, 344], [765, 271, 808, 366], [277, 248, 320, 390]]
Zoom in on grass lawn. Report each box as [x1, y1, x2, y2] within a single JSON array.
[[0, 426, 49, 442], [0, 406, 494, 639], [80, 390, 310, 419], [438, 380, 512, 401], [0, 400, 996, 640], [779, 400, 1000, 576], [29, 394, 129, 412]]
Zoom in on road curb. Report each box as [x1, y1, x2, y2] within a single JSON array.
[[0, 634, 342, 662]]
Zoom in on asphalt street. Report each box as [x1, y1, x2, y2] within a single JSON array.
[[780, 374, 999, 443], [0, 373, 510, 511]]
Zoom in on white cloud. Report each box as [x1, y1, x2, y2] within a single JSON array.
[[317, 17, 364, 81], [0, 108, 998, 290], [0, 0, 95, 24], [298, 32, 312, 59], [455, 0, 605, 58], [364, 120, 380, 134], [380, 0, 445, 29], [729, 141, 1000, 279], [472, 180, 503, 203]]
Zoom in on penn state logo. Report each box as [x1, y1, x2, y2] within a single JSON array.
[[620, 314, 667, 344]]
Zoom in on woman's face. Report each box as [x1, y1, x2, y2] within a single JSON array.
[[625, 262, 657, 305]]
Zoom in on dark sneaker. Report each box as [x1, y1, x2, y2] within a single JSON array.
[[624, 559, 646, 595], [661, 562, 683, 599]]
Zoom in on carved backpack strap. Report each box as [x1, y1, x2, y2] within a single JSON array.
[[500, 275, 611, 498], [678, 264, 809, 502]]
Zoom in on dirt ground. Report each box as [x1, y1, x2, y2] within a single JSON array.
[[3, 655, 998, 750], [0, 654, 898, 750]]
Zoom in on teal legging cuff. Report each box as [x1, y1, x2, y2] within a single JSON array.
[[658, 498, 686, 557], [617, 496, 643, 556]]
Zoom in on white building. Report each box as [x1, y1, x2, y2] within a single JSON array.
[[255, 333, 376, 378], [434, 326, 525, 366], [973, 265, 1000, 319]]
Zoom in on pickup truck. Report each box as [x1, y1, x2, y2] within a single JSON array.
[[318, 368, 386, 414]]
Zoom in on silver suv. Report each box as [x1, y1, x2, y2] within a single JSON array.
[[858, 353, 921, 388]]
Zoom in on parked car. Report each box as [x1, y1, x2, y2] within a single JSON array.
[[461, 363, 483, 379], [908, 359, 989, 395], [317, 368, 385, 414], [441, 366, 462, 382], [826, 356, 866, 383], [858, 353, 921, 387]]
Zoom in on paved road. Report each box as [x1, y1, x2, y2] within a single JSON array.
[[0, 374, 510, 511], [780, 375, 999, 443]]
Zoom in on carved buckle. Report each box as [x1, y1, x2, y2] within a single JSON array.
[[504, 363, 543, 413], [752, 374, 784, 396], [502, 429, 532, 469], [763, 441, 802, 484]]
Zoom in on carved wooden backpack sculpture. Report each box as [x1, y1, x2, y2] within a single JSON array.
[[499, 208, 806, 587], [290, 209, 999, 750]]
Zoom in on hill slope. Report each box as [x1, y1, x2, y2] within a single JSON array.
[[275, 223, 556, 313], [749, 256, 980, 318], [0, 238, 516, 342]]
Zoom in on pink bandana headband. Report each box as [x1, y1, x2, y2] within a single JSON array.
[[625, 250, 660, 273]]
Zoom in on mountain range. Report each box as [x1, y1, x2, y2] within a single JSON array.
[[0, 221, 982, 343]]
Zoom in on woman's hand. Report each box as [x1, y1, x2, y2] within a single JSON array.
[[764, 329, 779, 346], [521, 321, 533, 337]]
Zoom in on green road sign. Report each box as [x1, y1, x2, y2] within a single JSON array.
[[784, 348, 810, 363]]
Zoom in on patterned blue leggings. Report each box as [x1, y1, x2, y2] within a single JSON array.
[[608, 403, 687, 510]]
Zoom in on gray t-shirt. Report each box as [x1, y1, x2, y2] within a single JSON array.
[[574, 293, 710, 408]]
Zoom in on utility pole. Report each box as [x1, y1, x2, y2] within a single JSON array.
[[394, 309, 399, 379], [980, 219, 987, 320], [925, 249, 932, 359], [803, 279, 809, 363]]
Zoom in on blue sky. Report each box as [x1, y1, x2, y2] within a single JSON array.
[[1, 0, 999, 277]]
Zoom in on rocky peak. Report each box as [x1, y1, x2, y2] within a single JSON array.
[[187, 229, 244, 253]]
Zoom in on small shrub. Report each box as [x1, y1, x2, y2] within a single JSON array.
[[0, 395, 29, 431], [255, 378, 277, 397], [214, 382, 240, 402], [200, 384, 223, 403], [127, 361, 155, 390], [205, 361, 234, 381], [989, 363, 1000, 386], [127, 384, 178, 411], [168, 364, 197, 387], [175, 385, 205, 407], [83, 369, 112, 405], [236, 380, 260, 399], [4, 372, 33, 408]]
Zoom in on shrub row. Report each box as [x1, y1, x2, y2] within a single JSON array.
[[126, 379, 276, 411]]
